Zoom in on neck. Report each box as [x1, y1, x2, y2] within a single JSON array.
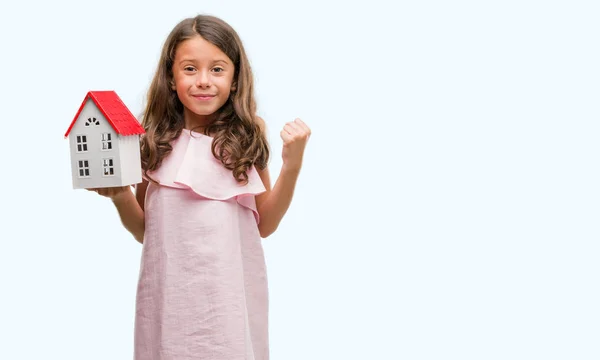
[[183, 109, 215, 132]]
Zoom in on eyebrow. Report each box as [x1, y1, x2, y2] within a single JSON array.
[[178, 59, 230, 65]]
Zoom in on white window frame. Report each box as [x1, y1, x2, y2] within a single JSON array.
[[76, 135, 88, 153], [102, 158, 115, 177], [101, 133, 113, 151], [77, 160, 90, 178]]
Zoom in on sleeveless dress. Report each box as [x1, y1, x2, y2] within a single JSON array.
[[134, 129, 269, 360]]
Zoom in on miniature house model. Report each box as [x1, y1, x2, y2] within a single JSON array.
[[64, 91, 145, 189]]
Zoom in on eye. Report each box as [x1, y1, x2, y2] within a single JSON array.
[[184, 66, 196, 72], [212, 67, 224, 73]]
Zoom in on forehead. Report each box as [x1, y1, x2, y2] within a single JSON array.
[[174, 35, 232, 64]]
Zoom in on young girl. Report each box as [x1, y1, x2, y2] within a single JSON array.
[[90, 14, 310, 359]]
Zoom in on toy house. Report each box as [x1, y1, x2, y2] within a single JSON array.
[[64, 91, 145, 189]]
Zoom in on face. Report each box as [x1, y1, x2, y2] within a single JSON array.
[[171, 35, 236, 128]]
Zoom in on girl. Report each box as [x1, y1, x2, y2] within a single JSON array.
[[90, 14, 310, 359]]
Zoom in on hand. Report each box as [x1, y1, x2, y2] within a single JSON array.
[[280, 118, 311, 172], [87, 186, 131, 202]]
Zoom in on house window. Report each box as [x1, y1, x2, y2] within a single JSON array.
[[86, 117, 100, 126], [102, 158, 115, 176], [76, 135, 88, 152], [101, 133, 113, 150], [77, 160, 90, 177]]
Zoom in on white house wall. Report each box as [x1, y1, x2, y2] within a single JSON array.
[[118, 134, 143, 186], [69, 100, 124, 189]]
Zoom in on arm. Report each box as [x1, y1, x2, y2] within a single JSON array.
[[115, 181, 146, 244], [255, 166, 301, 238], [255, 117, 311, 238], [89, 180, 147, 244]]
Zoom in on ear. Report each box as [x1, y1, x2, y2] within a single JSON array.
[[231, 82, 237, 92], [170, 79, 176, 90]]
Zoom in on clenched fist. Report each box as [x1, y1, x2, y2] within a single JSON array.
[[280, 118, 311, 173]]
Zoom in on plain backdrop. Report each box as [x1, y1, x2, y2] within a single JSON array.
[[1, 1, 598, 359]]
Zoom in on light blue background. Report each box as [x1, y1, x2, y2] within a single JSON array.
[[1, 1, 598, 359]]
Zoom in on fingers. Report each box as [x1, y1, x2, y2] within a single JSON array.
[[280, 129, 293, 143], [86, 187, 106, 196], [282, 119, 311, 137], [279, 118, 311, 144], [293, 118, 311, 135], [283, 122, 300, 135]]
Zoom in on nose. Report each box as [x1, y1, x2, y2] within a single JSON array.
[[196, 71, 210, 88]]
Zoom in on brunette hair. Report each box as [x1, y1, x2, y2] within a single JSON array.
[[140, 15, 269, 184]]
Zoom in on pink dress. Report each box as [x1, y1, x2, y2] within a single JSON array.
[[134, 129, 269, 360]]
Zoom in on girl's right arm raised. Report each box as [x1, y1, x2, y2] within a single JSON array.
[[88, 180, 147, 244]]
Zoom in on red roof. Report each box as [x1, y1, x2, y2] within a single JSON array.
[[64, 91, 145, 138]]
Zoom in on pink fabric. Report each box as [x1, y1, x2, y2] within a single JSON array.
[[134, 129, 269, 359]]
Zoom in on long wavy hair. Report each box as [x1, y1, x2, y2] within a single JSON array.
[[140, 15, 270, 184]]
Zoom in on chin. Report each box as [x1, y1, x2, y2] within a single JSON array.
[[187, 105, 218, 116]]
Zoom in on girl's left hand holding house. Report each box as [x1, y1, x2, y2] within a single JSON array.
[[87, 186, 132, 202]]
